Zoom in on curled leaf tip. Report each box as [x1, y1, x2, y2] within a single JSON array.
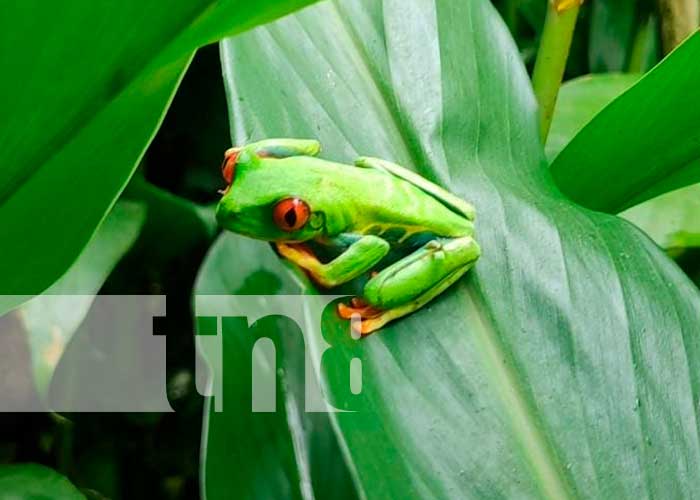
[[552, 0, 583, 13]]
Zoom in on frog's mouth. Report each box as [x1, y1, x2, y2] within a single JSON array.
[[218, 147, 240, 195]]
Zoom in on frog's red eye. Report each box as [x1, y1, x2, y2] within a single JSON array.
[[221, 148, 240, 185], [273, 198, 310, 232]]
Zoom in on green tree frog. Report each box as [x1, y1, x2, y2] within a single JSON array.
[[216, 139, 480, 335]]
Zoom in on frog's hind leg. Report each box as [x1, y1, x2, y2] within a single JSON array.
[[338, 236, 480, 335], [354, 266, 470, 335]]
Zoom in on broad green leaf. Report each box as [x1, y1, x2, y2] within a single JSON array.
[[196, 234, 358, 500], [548, 74, 700, 252], [18, 202, 145, 401], [0, 0, 319, 316], [588, 0, 637, 72], [0, 463, 84, 499], [551, 31, 700, 212], [546, 73, 641, 161], [219, 0, 700, 498]]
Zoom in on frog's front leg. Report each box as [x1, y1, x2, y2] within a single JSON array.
[[241, 138, 321, 158], [276, 234, 389, 289], [338, 236, 480, 335]]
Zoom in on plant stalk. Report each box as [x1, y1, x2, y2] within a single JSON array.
[[532, 0, 582, 143], [627, 15, 657, 73], [656, 0, 699, 55]]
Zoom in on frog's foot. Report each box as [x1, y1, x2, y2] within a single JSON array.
[[336, 298, 387, 336], [350, 236, 481, 335]]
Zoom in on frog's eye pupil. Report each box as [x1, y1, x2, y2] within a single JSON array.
[[284, 208, 297, 227], [273, 198, 310, 232]]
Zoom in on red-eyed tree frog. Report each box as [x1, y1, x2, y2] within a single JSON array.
[[216, 139, 480, 335]]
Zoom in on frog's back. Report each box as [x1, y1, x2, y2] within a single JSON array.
[[267, 156, 473, 240], [322, 160, 474, 240]]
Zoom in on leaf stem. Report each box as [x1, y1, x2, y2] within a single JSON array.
[[532, 0, 582, 143]]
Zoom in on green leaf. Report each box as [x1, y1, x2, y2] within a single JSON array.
[[588, 0, 637, 72], [217, 0, 700, 498], [518, 0, 546, 34], [0, 464, 84, 499], [196, 234, 358, 500], [546, 73, 641, 161], [548, 74, 700, 252], [627, 15, 661, 73], [35, 182, 213, 412], [18, 201, 145, 401], [122, 175, 218, 264], [551, 31, 700, 212], [0, 0, 320, 316], [621, 184, 700, 250]]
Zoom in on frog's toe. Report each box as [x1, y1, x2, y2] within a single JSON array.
[[337, 300, 389, 336], [336, 300, 382, 320], [355, 316, 391, 335]]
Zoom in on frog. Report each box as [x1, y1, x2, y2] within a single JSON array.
[[215, 138, 480, 335]]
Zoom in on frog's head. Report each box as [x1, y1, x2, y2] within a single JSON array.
[[215, 148, 329, 242]]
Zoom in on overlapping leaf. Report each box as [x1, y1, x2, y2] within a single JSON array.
[[18, 201, 145, 401], [0, 464, 83, 499], [551, 31, 700, 212], [546, 73, 641, 161], [548, 74, 700, 251], [0, 0, 319, 316]]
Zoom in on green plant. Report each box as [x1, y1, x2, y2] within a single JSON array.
[[3, 0, 700, 498]]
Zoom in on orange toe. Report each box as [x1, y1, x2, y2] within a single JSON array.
[[337, 302, 356, 320], [336, 300, 382, 321]]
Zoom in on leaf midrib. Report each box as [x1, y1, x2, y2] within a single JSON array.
[[463, 2, 574, 497], [466, 287, 575, 500]]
